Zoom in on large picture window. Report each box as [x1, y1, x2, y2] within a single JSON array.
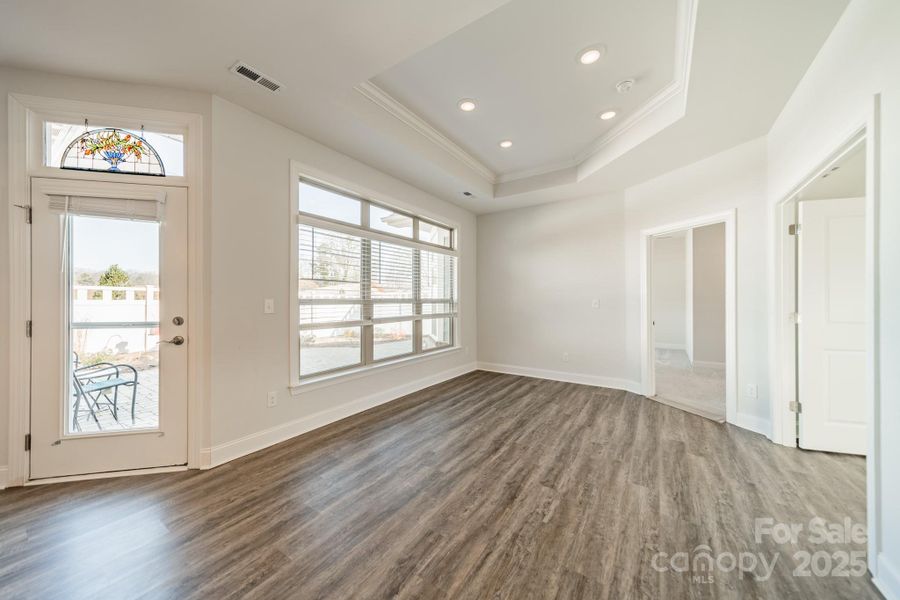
[[295, 179, 457, 380]]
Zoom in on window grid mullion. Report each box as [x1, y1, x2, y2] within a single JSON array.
[[361, 238, 373, 366], [413, 247, 422, 354]]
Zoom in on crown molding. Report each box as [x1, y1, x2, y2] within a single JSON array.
[[354, 81, 497, 184], [575, 79, 684, 166], [355, 0, 696, 193], [573, 0, 696, 180], [495, 158, 580, 185]]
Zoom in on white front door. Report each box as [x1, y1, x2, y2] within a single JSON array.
[[798, 196, 866, 455], [30, 178, 188, 479]]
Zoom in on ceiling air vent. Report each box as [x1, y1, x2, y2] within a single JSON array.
[[257, 77, 281, 92], [230, 61, 282, 93]]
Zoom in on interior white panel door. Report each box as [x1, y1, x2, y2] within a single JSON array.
[[798, 196, 866, 454]]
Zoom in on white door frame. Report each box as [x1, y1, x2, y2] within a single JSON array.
[[769, 127, 867, 447], [6, 94, 208, 486], [640, 209, 737, 423], [768, 119, 880, 573]]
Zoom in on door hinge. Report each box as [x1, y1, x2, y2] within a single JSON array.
[[790, 312, 801, 324], [789, 401, 802, 413], [25, 434, 31, 452], [25, 320, 32, 337], [788, 223, 800, 236]]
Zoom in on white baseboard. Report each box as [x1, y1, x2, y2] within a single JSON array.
[[876, 552, 900, 600], [731, 411, 772, 438], [198, 448, 212, 470], [0, 466, 7, 490], [209, 362, 478, 468], [655, 343, 686, 351], [692, 360, 726, 369], [477, 362, 643, 395], [477, 363, 775, 439]]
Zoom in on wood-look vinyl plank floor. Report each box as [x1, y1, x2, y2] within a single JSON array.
[[0, 371, 881, 599]]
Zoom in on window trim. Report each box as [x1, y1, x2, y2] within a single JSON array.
[[289, 162, 460, 389], [30, 110, 192, 187], [298, 177, 456, 252], [289, 346, 462, 395]]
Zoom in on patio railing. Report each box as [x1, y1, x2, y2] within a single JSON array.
[[72, 285, 160, 355]]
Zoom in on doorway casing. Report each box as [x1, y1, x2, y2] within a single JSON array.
[[768, 117, 881, 575], [770, 127, 868, 448], [6, 93, 208, 486], [640, 209, 737, 424]]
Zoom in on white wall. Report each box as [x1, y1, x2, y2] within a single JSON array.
[[624, 138, 769, 429], [476, 192, 631, 389], [766, 1, 900, 596], [767, 0, 900, 201], [651, 236, 687, 349], [476, 138, 768, 419], [0, 66, 213, 480], [0, 70, 478, 479], [692, 223, 726, 364], [209, 97, 477, 462]]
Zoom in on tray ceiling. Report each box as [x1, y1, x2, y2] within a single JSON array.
[[364, 0, 693, 187]]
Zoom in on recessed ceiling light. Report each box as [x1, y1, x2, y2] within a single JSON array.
[[458, 99, 476, 112], [577, 45, 606, 65], [599, 110, 617, 120], [499, 140, 513, 149]]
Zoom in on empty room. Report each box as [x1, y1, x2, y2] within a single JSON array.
[[1, 1, 899, 599]]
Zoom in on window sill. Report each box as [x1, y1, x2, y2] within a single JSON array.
[[290, 346, 462, 395]]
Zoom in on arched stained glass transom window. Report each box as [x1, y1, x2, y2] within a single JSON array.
[[60, 128, 165, 176]]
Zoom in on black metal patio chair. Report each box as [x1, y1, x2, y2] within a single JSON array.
[[72, 362, 140, 431]]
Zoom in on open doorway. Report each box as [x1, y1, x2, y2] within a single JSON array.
[[640, 210, 737, 424], [650, 223, 727, 421]]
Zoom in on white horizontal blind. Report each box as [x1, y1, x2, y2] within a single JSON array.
[[298, 220, 457, 378], [48, 193, 165, 221], [370, 239, 415, 319]]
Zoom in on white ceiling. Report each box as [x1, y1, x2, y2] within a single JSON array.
[[373, 0, 677, 178], [0, 0, 849, 214], [800, 144, 866, 201]]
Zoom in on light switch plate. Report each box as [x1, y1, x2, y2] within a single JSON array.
[[264, 298, 275, 314]]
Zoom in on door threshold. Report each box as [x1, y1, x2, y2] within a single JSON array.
[[650, 395, 725, 423], [25, 464, 188, 487]]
